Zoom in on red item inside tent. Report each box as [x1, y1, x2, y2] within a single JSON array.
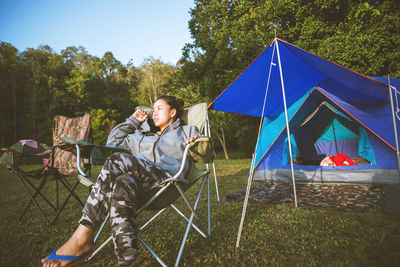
[[329, 153, 356, 166]]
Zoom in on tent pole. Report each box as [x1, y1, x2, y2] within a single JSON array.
[[235, 155, 257, 248], [236, 40, 277, 248], [388, 77, 400, 179], [275, 38, 298, 207], [332, 119, 339, 154]]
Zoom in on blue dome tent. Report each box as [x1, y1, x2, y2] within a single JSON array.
[[209, 38, 400, 247]]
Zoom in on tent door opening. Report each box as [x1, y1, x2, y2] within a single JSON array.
[[284, 101, 374, 166]]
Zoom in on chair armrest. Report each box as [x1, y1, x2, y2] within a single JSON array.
[[187, 136, 215, 164], [60, 137, 131, 179], [60, 137, 130, 153], [169, 137, 213, 184], [167, 143, 192, 184]]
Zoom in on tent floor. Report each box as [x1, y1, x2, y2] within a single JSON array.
[[221, 181, 400, 213]]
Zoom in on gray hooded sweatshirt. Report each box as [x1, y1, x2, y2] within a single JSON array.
[[106, 116, 199, 181]]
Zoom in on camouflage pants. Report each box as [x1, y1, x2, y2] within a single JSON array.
[[79, 152, 165, 266]]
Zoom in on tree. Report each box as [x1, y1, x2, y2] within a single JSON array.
[[100, 52, 134, 118], [19, 46, 59, 143], [162, 65, 204, 107], [101, 51, 123, 77], [209, 111, 230, 159], [0, 43, 143, 146], [0, 42, 19, 145], [90, 108, 119, 144], [179, 0, 400, 155], [136, 57, 176, 106]]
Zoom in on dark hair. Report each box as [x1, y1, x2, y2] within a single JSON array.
[[156, 95, 184, 119]]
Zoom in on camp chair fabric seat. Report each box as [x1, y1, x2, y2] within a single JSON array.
[[138, 166, 210, 211]]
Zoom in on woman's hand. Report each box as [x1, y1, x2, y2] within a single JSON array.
[[133, 109, 149, 123], [183, 135, 201, 146]]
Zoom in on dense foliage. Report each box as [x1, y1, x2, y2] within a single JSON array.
[[1, 0, 399, 157], [180, 0, 400, 156], [0, 46, 183, 146]]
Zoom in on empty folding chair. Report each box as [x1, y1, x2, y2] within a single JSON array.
[[6, 113, 91, 225]]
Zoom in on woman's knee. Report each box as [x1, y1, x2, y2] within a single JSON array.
[[114, 174, 137, 190]]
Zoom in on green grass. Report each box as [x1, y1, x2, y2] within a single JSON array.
[[1, 159, 400, 266]]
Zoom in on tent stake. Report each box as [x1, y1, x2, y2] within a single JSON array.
[[275, 38, 298, 207], [388, 77, 400, 179]]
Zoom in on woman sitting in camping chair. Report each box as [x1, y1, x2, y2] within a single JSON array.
[[40, 95, 202, 267]]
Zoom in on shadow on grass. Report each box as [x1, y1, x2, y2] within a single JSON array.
[[1, 162, 400, 266]]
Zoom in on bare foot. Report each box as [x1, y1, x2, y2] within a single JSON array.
[[41, 224, 94, 267]]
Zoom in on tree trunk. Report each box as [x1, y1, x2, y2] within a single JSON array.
[[216, 124, 229, 159], [11, 71, 17, 142]]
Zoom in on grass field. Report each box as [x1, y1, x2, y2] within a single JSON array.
[[1, 158, 400, 266]]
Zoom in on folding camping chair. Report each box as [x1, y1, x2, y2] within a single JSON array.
[[6, 113, 91, 225], [61, 103, 215, 266]]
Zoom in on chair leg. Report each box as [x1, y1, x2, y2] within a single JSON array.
[[85, 174, 211, 266], [14, 164, 87, 225], [175, 175, 207, 267], [16, 173, 54, 225], [87, 235, 113, 261], [175, 184, 198, 219], [212, 162, 220, 202], [205, 117, 220, 202], [206, 162, 220, 202], [86, 204, 169, 263], [139, 208, 167, 231], [170, 205, 207, 238], [18, 173, 57, 211], [85, 213, 111, 263], [59, 176, 85, 206], [94, 213, 110, 243], [137, 235, 168, 267], [51, 179, 84, 224]]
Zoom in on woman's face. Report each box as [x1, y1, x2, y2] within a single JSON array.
[[152, 99, 176, 129]]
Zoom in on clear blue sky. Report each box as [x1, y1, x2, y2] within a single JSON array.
[[0, 0, 195, 66]]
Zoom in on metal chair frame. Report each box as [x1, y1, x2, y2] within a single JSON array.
[[204, 114, 220, 201], [9, 145, 87, 225]]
